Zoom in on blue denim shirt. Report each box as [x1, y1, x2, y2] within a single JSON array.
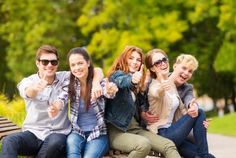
[[105, 70, 144, 131]]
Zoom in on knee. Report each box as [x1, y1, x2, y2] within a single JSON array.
[[135, 137, 152, 153], [66, 134, 75, 146], [66, 133, 85, 152], [163, 139, 177, 151], [47, 134, 66, 150], [2, 135, 18, 147], [198, 109, 206, 118]]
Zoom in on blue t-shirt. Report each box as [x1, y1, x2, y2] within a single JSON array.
[[77, 99, 97, 131]]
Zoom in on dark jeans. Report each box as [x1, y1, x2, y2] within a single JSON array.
[[1, 130, 67, 158], [158, 109, 215, 158]]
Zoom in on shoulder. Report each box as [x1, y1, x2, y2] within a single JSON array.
[[111, 70, 126, 76], [17, 73, 38, 88], [110, 70, 131, 78], [56, 71, 70, 79], [178, 82, 193, 90], [183, 83, 193, 90], [56, 71, 70, 77], [20, 73, 38, 82]]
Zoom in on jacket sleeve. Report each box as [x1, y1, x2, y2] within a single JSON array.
[[182, 84, 194, 108], [109, 70, 134, 89]]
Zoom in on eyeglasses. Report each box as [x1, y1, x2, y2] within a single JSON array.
[[153, 57, 168, 67], [38, 59, 58, 66]]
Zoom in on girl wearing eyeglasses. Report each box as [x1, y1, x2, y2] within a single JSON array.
[[105, 46, 181, 158], [145, 49, 215, 158]]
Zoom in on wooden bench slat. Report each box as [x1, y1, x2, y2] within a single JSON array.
[[0, 129, 21, 140], [0, 120, 12, 124], [0, 126, 21, 132], [0, 116, 22, 141], [0, 122, 16, 128], [0, 117, 7, 121]]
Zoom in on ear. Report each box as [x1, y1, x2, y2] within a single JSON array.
[[36, 60, 40, 67], [173, 63, 177, 69], [150, 66, 155, 73]]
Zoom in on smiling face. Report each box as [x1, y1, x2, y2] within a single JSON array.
[[172, 54, 198, 87], [128, 51, 142, 73], [69, 53, 90, 82], [36, 53, 58, 79], [150, 52, 169, 77], [172, 61, 194, 86]]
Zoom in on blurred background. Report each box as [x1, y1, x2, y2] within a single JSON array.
[[0, 0, 235, 144]]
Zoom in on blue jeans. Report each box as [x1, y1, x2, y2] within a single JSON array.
[[67, 131, 109, 158], [1, 130, 67, 158], [158, 109, 214, 158]]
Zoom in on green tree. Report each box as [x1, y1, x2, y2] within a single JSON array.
[[0, 0, 86, 82], [77, 0, 188, 72]]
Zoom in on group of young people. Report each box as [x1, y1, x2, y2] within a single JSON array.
[[1, 45, 215, 158]]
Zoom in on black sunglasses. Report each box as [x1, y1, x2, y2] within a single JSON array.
[[38, 59, 58, 66], [153, 57, 168, 67]]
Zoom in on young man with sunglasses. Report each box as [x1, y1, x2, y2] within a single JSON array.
[[1, 45, 71, 158]]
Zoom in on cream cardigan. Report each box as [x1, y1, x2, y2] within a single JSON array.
[[147, 79, 187, 134]]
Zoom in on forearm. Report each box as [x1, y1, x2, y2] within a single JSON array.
[[93, 67, 104, 83], [25, 87, 38, 98]]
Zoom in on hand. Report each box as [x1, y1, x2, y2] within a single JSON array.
[[160, 79, 171, 92], [48, 100, 62, 118], [141, 111, 159, 124], [105, 78, 118, 96], [33, 73, 48, 92], [203, 119, 212, 129], [187, 99, 198, 118], [132, 65, 144, 84]]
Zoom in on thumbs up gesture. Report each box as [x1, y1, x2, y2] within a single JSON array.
[[33, 73, 48, 92], [132, 64, 144, 85], [158, 73, 171, 92]]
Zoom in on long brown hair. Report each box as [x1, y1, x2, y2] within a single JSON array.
[[107, 45, 146, 93], [67, 47, 94, 110]]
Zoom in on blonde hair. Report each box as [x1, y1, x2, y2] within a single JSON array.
[[175, 54, 198, 71]]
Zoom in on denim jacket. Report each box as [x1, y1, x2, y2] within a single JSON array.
[[105, 70, 147, 131]]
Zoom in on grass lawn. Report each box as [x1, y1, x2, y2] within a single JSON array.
[[208, 112, 236, 137]]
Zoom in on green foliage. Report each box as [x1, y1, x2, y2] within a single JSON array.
[[215, 0, 236, 82], [208, 113, 236, 137], [77, 0, 188, 69], [0, 0, 85, 83], [0, 0, 235, 105], [0, 94, 25, 126]]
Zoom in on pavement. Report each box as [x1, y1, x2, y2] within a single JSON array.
[[207, 133, 236, 158]]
